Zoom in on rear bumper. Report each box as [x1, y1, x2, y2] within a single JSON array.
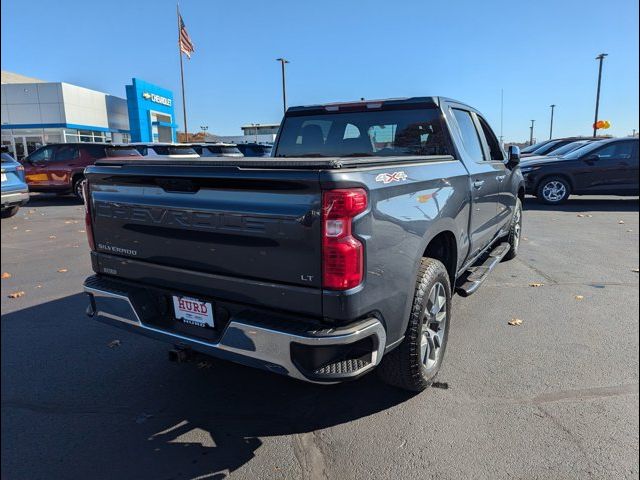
[[1, 190, 29, 207], [83, 275, 386, 383]]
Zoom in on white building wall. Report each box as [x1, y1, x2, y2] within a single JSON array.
[[60, 83, 109, 128]]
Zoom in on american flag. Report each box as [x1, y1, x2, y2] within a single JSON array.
[[178, 13, 195, 59]]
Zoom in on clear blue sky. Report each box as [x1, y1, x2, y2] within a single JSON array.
[[2, 0, 638, 141]]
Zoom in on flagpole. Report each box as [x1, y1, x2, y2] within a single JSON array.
[[177, 4, 188, 142]]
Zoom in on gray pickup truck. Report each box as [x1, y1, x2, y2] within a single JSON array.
[[82, 97, 524, 391]]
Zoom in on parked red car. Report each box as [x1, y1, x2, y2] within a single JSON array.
[[23, 144, 141, 198]]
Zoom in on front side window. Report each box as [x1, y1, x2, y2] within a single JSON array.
[[452, 109, 486, 161], [276, 108, 451, 157], [28, 147, 55, 163], [477, 116, 505, 160]]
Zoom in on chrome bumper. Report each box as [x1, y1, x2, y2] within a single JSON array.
[[84, 277, 386, 383], [1, 190, 29, 206]]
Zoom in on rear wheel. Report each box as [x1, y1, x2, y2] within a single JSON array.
[[73, 176, 85, 200], [1, 206, 20, 218], [377, 258, 451, 392], [537, 176, 571, 204]]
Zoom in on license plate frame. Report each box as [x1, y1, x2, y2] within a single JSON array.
[[172, 295, 215, 329]]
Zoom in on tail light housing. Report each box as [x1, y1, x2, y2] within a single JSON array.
[[322, 188, 367, 290], [82, 181, 96, 251]]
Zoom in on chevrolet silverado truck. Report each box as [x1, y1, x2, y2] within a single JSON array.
[[82, 97, 524, 391]]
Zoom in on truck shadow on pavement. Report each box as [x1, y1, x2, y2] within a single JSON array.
[[23, 193, 83, 208], [523, 196, 639, 212], [2, 293, 416, 479]]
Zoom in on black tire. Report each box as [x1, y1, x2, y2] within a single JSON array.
[[377, 258, 451, 392], [1, 206, 20, 218], [73, 176, 85, 200], [503, 198, 522, 261], [536, 176, 571, 204]]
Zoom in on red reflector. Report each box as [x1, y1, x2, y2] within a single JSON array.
[[322, 189, 367, 290]]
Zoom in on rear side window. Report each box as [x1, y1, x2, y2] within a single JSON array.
[[452, 109, 486, 161], [594, 141, 635, 159], [84, 145, 107, 159], [55, 145, 79, 162]]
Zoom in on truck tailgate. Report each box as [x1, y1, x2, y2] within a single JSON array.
[[86, 164, 323, 312]]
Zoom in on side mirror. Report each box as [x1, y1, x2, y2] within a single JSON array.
[[507, 145, 520, 166]]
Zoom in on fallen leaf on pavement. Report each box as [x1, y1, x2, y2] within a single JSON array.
[[1, 272, 11, 279], [8, 291, 25, 299], [586, 214, 593, 218], [35, 285, 42, 289], [197, 361, 213, 369], [24, 229, 31, 232], [57, 268, 68, 273], [78, 230, 86, 233], [618, 220, 625, 224], [632, 268, 639, 273], [529, 282, 544, 287], [627, 229, 633, 233], [508, 318, 523, 326], [107, 339, 121, 348], [28, 209, 36, 214], [11, 226, 17, 230], [575, 295, 584, 300], [577, 214, 585, 218], [48, 235, 56, 239]]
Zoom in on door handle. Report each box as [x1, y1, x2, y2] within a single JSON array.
[[496, 175, 506, 182], [472, 180, 485, 189]]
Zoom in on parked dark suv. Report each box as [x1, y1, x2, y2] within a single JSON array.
[[522, 137, 639, 203], [23, 144, 141, 198]]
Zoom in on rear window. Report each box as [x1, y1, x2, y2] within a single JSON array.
[[275, 108, 451, 157], [151, 146, 197, 155], [105, 147, 141, 157], [206, 146, 242, 155]]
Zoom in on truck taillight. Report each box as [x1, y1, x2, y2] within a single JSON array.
[[322, 188, 367, 290], [82, 181, 95, 251]]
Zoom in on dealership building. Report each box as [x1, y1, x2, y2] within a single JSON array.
[[1, 71, 177, 160]]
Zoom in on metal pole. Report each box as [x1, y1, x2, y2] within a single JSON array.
[[549, 104, 556, 139], [499, 89, 504, 145], [529, 120, 535, 145], [178, 5, 188, 142], [593, 53, 608, 137], [276, 58, 289, 114]]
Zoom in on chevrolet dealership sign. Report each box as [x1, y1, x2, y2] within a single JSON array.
[[142, 92, 172, 107]]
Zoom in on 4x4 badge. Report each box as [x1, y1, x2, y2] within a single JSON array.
[[375, 171, 408, 184]]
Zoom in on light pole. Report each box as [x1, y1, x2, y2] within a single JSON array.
[[549, 105, 556, 140], [593, 53, 608, 137], [529, 120, 536, 145], [200, 125, 208, 142], [276, 58, 289, 114]]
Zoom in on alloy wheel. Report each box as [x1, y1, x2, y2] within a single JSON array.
[[542, 181, 566, 202], [420, 282, 447, 371]]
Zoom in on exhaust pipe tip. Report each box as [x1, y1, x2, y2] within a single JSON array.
[[168, 348, 190, 363]]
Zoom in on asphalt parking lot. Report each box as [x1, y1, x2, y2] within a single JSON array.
[[1, 194, 639, 480]]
